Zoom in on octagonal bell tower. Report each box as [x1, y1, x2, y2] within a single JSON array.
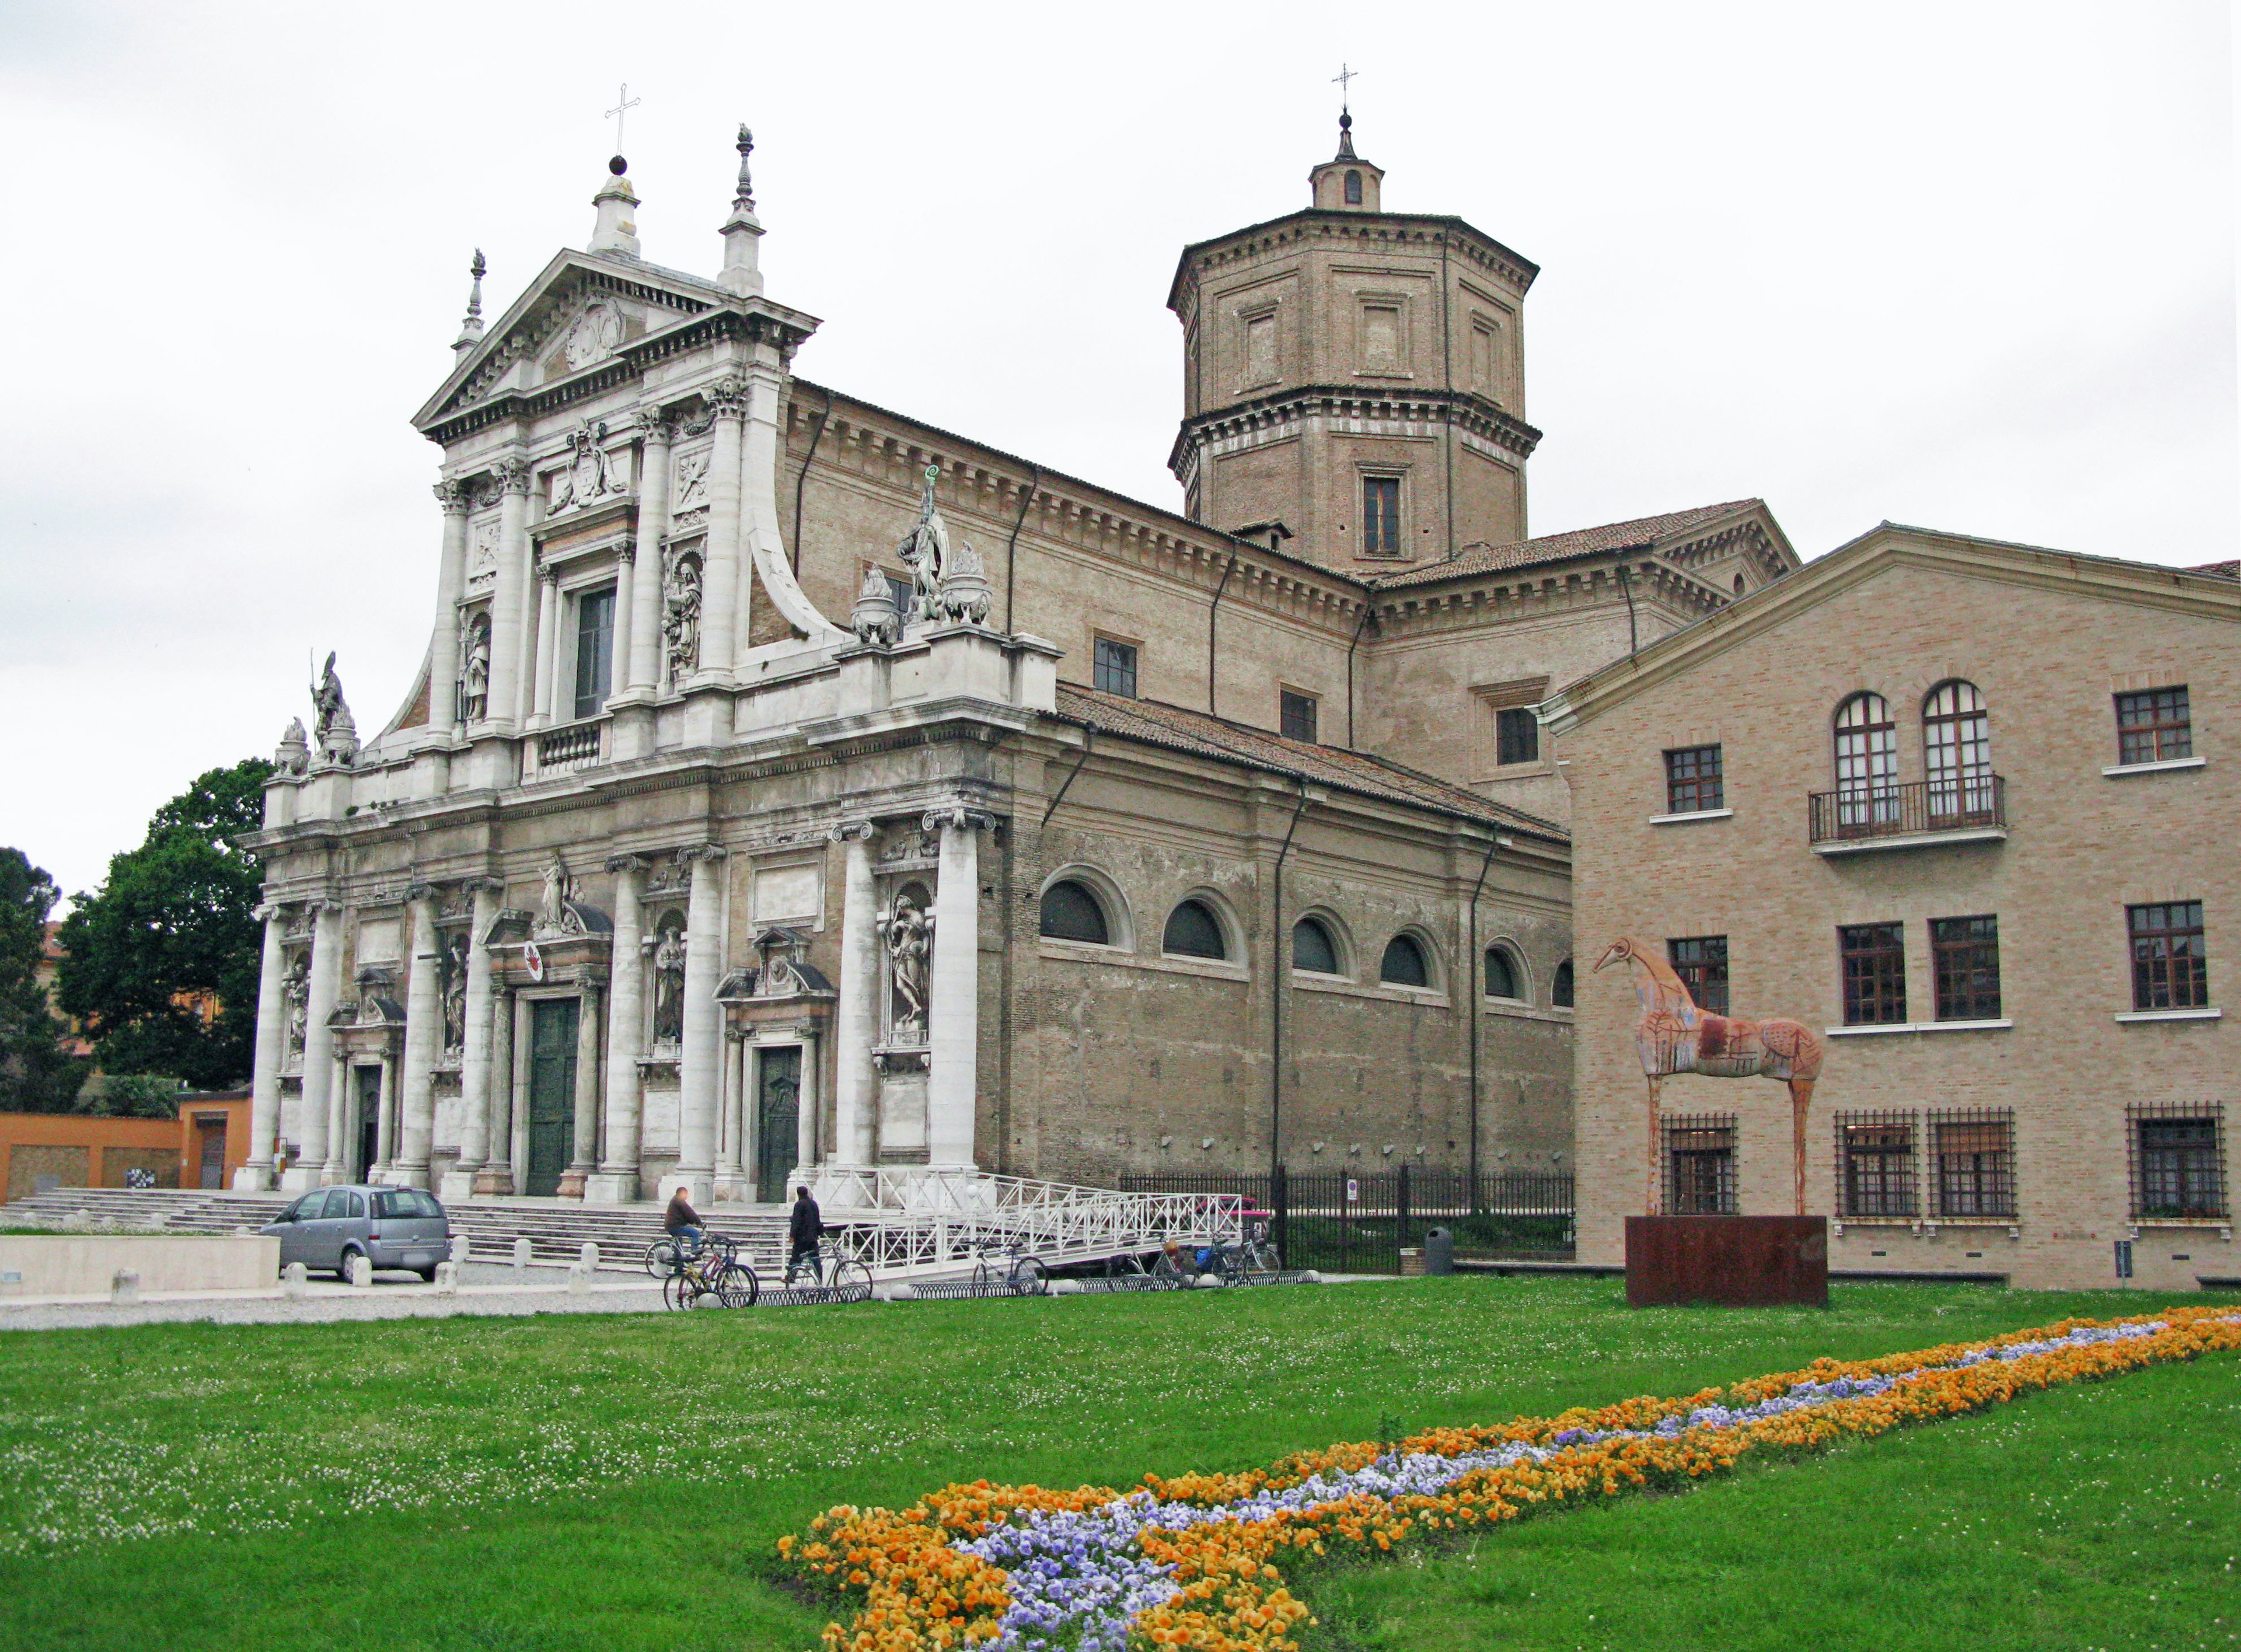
[[1167, 115, 1543, 572]]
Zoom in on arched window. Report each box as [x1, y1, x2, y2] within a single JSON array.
[[1483, 945, 1521, 1001], [1163, 899, 1227, 961], [1345, 169, 1363, 205], [1833, 692, 1898, 832], [1292, 916, 1341, 976], [1039, 879, 1110, 945], [1922, 680, 1994, 825], [1733, 573, 1747, 596], [1380, 934, 1430, 987], [1551, 958, 1575, 1008]]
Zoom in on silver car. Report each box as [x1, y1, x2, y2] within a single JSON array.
[[261, 1185, 455, 1281]]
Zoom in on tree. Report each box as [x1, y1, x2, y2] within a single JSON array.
[[0, 848, 86, 1112], [56, 759, 274, 1091]]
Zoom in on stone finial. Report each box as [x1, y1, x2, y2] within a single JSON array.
[[850, 564, 900, 647], [590, 157, 641, 257], [717, 121, 766, 297], [732, 125, 755, 210], [935, 538, 993, 628], [1335, 109, 1357, 161], [452, 249, 486, 356], [275, 717, 309, 776]]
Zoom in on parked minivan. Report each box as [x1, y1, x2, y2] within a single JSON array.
[[260, 1186, 454, 1280]]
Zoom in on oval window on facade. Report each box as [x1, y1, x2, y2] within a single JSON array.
[[1292, 916, 1341, 975], [1380, 934, 1430, 987], [1484, 945, 1521, 1000], [1039, 879, 1110, 945], [1552, 958, 1575, 1008], [1163, 899, 1227, 960]]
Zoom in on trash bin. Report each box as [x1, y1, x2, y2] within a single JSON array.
[[1424, 1227, 1455, 1276]]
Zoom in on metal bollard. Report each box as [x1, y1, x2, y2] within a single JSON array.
[[512, 1238, 532, 1273], [110, 1268, 142, 1307]]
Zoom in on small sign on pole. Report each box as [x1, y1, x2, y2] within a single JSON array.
[[1345, 1178, 1359, 1203]]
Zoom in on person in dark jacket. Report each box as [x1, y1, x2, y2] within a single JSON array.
[[665, 1186, 705, 1255], [786, 1185, 823, 1285]]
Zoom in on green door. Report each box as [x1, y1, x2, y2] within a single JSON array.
[[755, 1046, 801, 1205], [526, 998, 578, 1197]]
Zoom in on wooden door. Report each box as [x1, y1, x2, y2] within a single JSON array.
[[526, 998, 578, 1197], [354, 1066, 381, 1182], [755, 1046, 801, 1205], [196, 1117, 227, 1189]]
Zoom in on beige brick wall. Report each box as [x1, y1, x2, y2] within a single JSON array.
[[1557, 535, 2239, 1292]]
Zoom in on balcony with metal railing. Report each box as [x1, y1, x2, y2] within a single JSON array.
[[1807, 775, 2007, 854]]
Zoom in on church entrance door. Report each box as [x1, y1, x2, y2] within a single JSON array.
[[755, 1046, 800, 1205], [526, 999, 578, 1197], [354, 1066, 380, 1181]]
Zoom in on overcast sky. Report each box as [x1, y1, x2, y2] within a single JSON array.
[[3, 1, 2235, 903]]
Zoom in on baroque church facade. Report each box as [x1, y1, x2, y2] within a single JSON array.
[[237, 118, 1796, 1206]]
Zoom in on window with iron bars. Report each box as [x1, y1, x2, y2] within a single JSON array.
[[1929, 1108, 2015, 1220], [1834, 1110, 1918, 1218], [2128, 901, 2208, 1011], [2128, 1102, 2226, 1221], [1662, 1113, 1737, 1215]]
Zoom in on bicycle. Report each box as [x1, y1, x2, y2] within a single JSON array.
[[971, 1238, 1049, 1297], [645, 1230, 736, 1280], [783, 1244, 874, 1304], [661, 1235, 758, 1309]]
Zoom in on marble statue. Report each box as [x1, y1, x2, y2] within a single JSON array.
[[460, 614, 491, 721], [850, 564, 900, 647], [441, 934, 469, 1053], [878, 892, 934, 1045], [895, 464, 949, 623], [651, 921, 687, 1044], [664, 550, 703, 679]]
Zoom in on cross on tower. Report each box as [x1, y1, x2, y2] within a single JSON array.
[[605, 82, 641, 153], [1332, 62, 1357, 109]]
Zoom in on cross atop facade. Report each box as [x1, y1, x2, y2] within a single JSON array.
[[605, 82, 641, 153], [1331, 62, 1357, 109]]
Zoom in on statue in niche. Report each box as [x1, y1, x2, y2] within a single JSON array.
[[535, 855, 584, 938], [309, 652, 358, 765], [876, 889, 934, 1045], [441, 934, 469, 1053], [650, 913, 687, 1044], [664, 550, 703, 679], [282, 966, 309, 1062], [460, 613, 491, 721], [895, 465, 948, 623]]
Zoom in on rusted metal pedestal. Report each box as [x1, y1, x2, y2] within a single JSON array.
[[1625, 1216, 1828, 1307]]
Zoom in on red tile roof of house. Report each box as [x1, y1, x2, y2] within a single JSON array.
[[2193, 558, 2241, 579], [1370, 500, 1764, 589]]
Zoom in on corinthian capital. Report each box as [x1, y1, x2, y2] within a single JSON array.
[[704, 376, 749, 421], [498, 455, 533, 495], [633, 406, 674, 444], [433, 477, 473, 515]]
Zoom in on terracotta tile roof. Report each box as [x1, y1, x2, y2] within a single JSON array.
[[1050, 684, 1566, 842], [2193, 558, 2241, 580], [1369, 500, 1764, 589]]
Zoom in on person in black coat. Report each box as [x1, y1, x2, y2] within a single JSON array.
[[786, 1185, 823, 1284]]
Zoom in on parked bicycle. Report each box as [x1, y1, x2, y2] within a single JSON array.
[[783, 1245, 874, 1304], [644, 1230, 736, 1280], [660, 1235, 758, 1309], [1153, 1219, 1280, 1287], [971, 1238, 1050, 1297]]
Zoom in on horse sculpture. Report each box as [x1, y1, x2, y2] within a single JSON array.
[[1591, 937, 1825, 1216]]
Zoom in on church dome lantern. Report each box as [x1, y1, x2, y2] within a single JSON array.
[[1308, 111, 1382, 212]]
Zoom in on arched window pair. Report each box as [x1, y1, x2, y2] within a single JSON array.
[[1039, 876, 1235, 963], [1480, 945, 1573, 1008], [1834, 682, 1992, 831], [1291, 916, 1440, 990]]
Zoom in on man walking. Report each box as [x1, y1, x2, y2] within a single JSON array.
[[786, 1184, 823, 1286]]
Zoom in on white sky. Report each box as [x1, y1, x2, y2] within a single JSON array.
[[2, 1, 2235, 903]]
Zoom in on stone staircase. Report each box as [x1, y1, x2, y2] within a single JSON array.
[[2, 1188, 791, 1274]]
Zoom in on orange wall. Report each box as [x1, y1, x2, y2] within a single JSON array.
[[0, 1098, 251, 1204]]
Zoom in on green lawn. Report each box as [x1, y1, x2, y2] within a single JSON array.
[[0, 1279, 2229, 1651]]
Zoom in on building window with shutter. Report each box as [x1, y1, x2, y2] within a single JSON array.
[[1495, 707, 1539, 767], [1930, 1109, 2015, 1219], [1280, 690, 1318, 743], [1840, 923, 1907, 1025], [1092, 637, 1138, 698], [1362, 476, 1401, 554]]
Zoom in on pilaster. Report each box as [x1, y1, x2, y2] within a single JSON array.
[[926, 808, 995, 1170], [281, 903, 342, 1192]]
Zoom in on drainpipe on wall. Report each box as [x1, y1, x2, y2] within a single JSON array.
[[1343, 596, 1375, 748], [790, 386, 831, 574], [1206, 549, 1240, 717], [1268, 777, 1312, 1180], [1004, 465, 1040, 634], [1464, 830, 1509, 1191], [1617, 560, 1640, 658]]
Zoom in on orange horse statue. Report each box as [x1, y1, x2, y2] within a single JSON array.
[[1591, 937, 1825, 1216]]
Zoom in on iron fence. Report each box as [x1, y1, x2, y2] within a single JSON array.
[[1119, 1166, 1575, 1275], [1807, 775, 2006, 844]]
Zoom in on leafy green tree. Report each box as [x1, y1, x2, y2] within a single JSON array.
[[57, 759, 274, 1091], [0, 848, 87, 1112], [75, 1073, 186, 1119]]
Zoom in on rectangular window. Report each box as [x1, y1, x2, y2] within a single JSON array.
[[571, 585, 616, 721], [2130, 1103, 2226, 1220], [1280, 690, 1318, 743], [1362, 477, 1401, 554], [1663, 1113, 1737, 1216], [1835, 1112, 1918, 1218], [1244, 312, 1276, 386], [1093, 637, 1138, 698], [2116, 686, 2191, 765], [2128, 900, 2208, 1010], [1930, 1110, 2015, 1219], [1664, 745, 1724, 813], [1495, 706, 1539, 767], [1840, 923, 1907, 1025], [1361, 302, 1400, 367], [1666, 936, 1730, 1017], [1930, 915, 2002, 1021]]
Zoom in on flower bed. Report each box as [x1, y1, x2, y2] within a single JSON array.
[[780, 1305, 2241, 1651]]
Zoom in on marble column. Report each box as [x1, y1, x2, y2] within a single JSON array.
[[444, 882, 500, 1203], [610, 546, 635, 705], [394, 889, 441, 1189], [671, 844, 727, 1200], [475, 982, 516, 1196], [560, 979, 602, 1197], [508, 990, 532, 1192], [829, 822, 878, 1166], [697, 378, 748, 679], [926, 809, 990, 1171], [589, 855, 646, 1203], [325, 1047, 350, 1184], [430, 480, 472, 731], [626, 414, 672, 692], [715, 1029, 748, 1200], [794, 1029, 821, 1183], [235, 905, 288, 1189], [372, 1052, 397, 1179], [529, 565, 561, 730], [283, 903, 342, 1192], [487, 454, 532, 731]]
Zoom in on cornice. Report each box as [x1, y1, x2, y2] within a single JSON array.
[[1168, 384, 1543, 480], [1167, 209, 1539, 313]]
